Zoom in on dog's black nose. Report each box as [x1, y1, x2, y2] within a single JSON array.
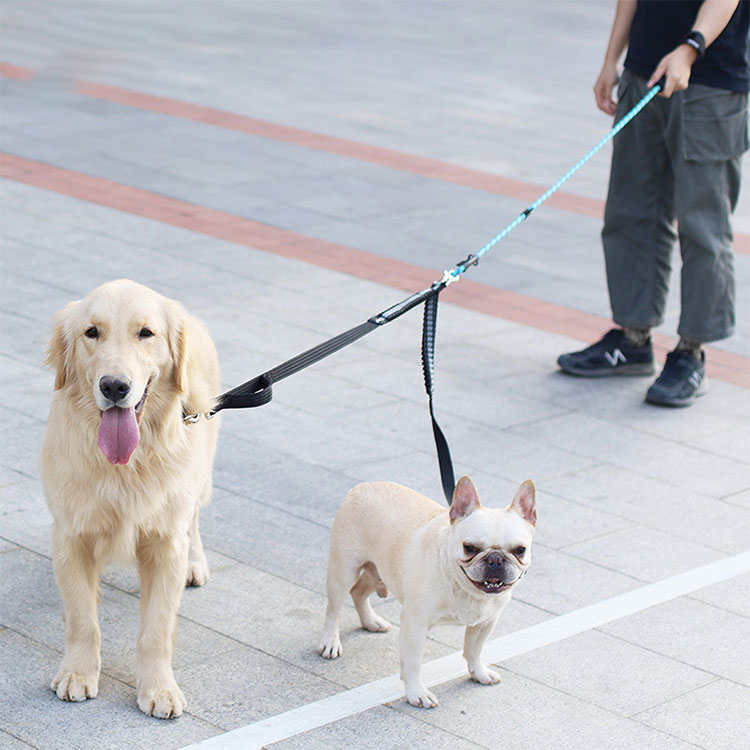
[[99, 376, 131, 404], [485, 551, 506, 570]]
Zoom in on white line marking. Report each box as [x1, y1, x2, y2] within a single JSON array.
[[182, 550, 750, 750]]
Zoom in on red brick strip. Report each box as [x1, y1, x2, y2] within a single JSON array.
[[0, 61, 34, 80], [2, 60, 748, 254], [2, 152, 747, 388]]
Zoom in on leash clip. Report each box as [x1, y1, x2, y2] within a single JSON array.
[[183, 411, 215, 424], [440, 269, 461, 287]]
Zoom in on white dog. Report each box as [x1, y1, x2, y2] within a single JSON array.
[[40, 279, 220, 718], [319, 476, 536, 708]]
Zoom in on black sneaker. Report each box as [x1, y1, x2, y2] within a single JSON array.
[[557, 329, 655, 377], [646, 349, 708, 407]]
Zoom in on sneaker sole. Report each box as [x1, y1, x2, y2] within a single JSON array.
[[558, 362, 656, 378], [645, 380, 709, 408]]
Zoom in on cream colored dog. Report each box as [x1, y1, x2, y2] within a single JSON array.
[[40, 279, 220, 719], [318, 476, 536, 708]]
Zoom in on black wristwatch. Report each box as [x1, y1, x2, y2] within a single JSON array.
[[682, 30, 706, 60]]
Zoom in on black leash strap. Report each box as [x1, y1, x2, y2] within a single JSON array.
[[212, 280, 445, 410], [205, 277, 458, 503], [422, 293, 456, 503]]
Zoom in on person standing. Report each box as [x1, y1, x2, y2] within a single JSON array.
[[557, 0, 749, 406]]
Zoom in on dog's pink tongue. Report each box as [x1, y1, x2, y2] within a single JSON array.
[[98, 407, 140, 465]]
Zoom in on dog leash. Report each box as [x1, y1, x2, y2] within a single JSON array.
[[187, 81, 663, 503]]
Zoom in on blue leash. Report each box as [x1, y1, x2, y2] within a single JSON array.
[[444, 81, 663, 282], [205, 81, 663, 503]]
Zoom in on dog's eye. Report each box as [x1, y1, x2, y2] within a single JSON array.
[[514, 546, 527, 556], [85, 326, 99, 339], [463, 544, 479, 556], [139, 327, 155, 339]]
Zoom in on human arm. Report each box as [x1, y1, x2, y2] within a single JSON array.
[[647, 0, 742, 96], [594, 0, 638, 115]]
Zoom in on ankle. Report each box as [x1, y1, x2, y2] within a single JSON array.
[[622, 327, 651, 347], [676, 337, 703, 358]]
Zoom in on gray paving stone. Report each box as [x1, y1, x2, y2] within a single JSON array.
[[542, 465, 750, 556], [634, 679, 750, 750], [512, 545, 643, 616], [0, 729, 37, 749], [509, 412, 750, 498], [173, 645, 342, 732], [390, 668, 699, 750], [601, 597, 750, 687], [689, 572, 750, 619], [0, 629, 219, 750], [504, 629, 717, 718], [562, 525, 726, 583], [268, 705, 485, 750]]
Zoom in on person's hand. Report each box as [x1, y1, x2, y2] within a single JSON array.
[[594, 62, 620, 115], [648, 44, 699, 96]]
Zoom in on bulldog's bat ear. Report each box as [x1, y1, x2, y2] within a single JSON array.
[[511, 480, 536, 526], [450, 476, 481, 523]]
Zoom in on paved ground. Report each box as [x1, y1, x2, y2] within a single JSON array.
[[1, 2, 749, 749]]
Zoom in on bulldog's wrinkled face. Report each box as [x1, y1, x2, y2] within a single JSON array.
[[448, 477, 536, 596], [48, 280, 177, 465]]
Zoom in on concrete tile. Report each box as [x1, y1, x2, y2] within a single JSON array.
[[211, 432, 356, 525], [391, 669, 699, 750], [509, 413, 749, 498], [513, 545, 642, 615], [542, 465, 750, 555], [173, 645, 341, 732], [689, 572, 750, 619], [0, 629, 219, 750], [269, 705, 485, 749], [0, 476, 54, 555], [635, 680, 750, 750], [531, 490, 634, 551], [199, 492, 331, 594], [562, 526, 725, 583], [0, 729, 37, 749], [601, 597, 750, 687], [723, 488, 750, 510], [504, 629, 716, 717]]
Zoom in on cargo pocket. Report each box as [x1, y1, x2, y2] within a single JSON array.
[[683, 89, 749, 163]]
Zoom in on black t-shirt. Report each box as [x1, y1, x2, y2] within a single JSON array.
[[624, 0, 750, 92]]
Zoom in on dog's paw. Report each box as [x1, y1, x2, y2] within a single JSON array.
[[51, 670, 99, 702], [317, 636, 342, 659], [186, 558, 209, 587], [469, 665, 502, 685], [405, 684, 439, 709], [137, 680, 186, 719], [361, 614, 392, 633]]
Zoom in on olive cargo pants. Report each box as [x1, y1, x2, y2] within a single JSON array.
[[602, 69, 748, 343]]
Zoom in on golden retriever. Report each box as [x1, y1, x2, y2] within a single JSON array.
[[40, 279, 220, 718]]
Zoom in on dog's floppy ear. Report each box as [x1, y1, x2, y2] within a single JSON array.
[[168, 301, 218, 416], [510, 479, 536, 526], [45, 301, 80, 390], [450, 475, 481, 523]]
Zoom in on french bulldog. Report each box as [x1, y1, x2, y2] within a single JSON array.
[[318, 475, 536, 708]]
